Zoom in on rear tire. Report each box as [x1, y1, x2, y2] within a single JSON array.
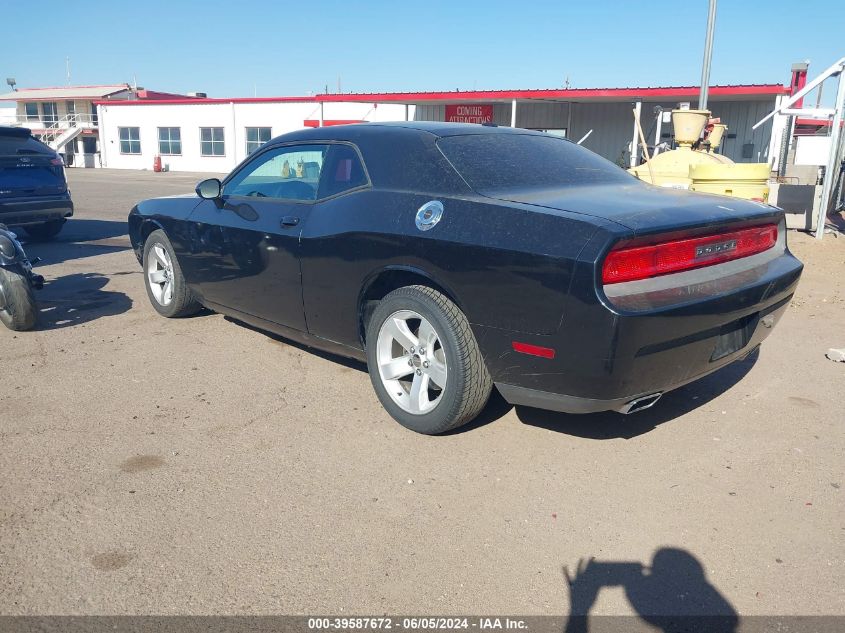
[[0, 266, 36, 331], [366, 285, 492, 435], [24, 219, 65, 240], [143, 229, 201, 318]]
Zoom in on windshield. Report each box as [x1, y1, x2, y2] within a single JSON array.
[[437, 133, 633, 195]]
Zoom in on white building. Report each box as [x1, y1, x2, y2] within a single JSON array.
[[0, 83, 192, 167], [97, 98, 411, 172], [94, 83, 790, 173]]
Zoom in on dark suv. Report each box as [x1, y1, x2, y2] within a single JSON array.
[[0, 126, 73, 239]]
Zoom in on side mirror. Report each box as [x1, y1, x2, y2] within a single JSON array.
[[196, 178, 222, 200]]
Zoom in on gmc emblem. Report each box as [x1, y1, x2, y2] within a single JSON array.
[[695, 239, 737, 259]]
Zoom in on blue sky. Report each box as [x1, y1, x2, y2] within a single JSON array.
[[1, 0, 842, 98]]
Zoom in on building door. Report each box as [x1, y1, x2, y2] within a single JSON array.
[[65, 101, 76, 125], [64, 138, 77, 166], [180, 143, 328, 331]]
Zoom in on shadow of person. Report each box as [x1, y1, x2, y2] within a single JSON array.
[[36, 272, 132, 330], [564, 548, 738, 633], [515, 348, 759, 440]]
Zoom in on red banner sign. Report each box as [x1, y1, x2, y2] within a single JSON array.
[[445, 104, 493, 124]]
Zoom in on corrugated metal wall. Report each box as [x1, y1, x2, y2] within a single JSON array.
[[706, 100, 775, 162], [415, 99, 775, 164]]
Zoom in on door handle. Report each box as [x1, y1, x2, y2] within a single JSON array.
[[280, 216, 300, 228]]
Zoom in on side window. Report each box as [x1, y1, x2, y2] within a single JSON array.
[[224, 144, 328, 201], [317, 144, 368, 199]]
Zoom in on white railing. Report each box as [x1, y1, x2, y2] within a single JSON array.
[[12, 112, 98, 132], [10, 112, 97, 151]]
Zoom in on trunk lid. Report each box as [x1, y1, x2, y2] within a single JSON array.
[[0, 131, 67, 199], [0, 154, 67, 199], [494, 182, 780, 235]]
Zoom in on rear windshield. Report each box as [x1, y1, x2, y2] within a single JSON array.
[[0, 133, 53, 156], [437, 133, 632, 194]]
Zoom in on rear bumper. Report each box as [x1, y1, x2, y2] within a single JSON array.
[[0, 196, 74, 226], [479, 242, 803, 415], [496, 343, 763, 415]]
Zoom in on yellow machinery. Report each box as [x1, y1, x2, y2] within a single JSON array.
[[629, 109, 770, 202]]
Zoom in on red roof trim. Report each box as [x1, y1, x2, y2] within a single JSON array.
[[94, 84, 789, 107], [316, 84, 790, 102], [303, 119, 365, 127], [94, 95, 317, 106]]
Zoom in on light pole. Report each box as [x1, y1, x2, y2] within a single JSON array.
[[699, 0, 717, 111]]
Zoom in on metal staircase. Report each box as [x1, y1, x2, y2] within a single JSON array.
[[38, 113, 95, 151]]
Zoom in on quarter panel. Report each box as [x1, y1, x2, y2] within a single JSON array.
[[300, 190, 600, 349]]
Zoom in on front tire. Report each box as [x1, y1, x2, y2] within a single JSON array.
[[0, 266, 36, 331], [24, 219, 65, 240], [366, 285, 492, 434], [143, 229, 201, 318]]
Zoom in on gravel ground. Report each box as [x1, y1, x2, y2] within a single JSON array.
[[0, 168, 843, 619]]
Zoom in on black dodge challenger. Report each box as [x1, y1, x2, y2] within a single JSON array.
[[128, 122, 803, 434]]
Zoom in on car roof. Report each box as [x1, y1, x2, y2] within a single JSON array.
[[0, 126, 33, 138], [267, 121, 548, 145]]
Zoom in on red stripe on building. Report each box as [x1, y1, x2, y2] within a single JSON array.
[[303, 119, 365, 127], [94, 84, 789, 107]]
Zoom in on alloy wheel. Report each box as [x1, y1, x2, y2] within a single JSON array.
[[376, 309, 448, 415], [147, 243, 174, 306]]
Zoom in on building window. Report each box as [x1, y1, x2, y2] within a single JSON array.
[[200, 127, 225, 156], [158, 127, 182, 155], [41, 102, 58, 126], [245, 127, 272, 155], [119, 127, 141, 154], [24, 103, 38, 121]]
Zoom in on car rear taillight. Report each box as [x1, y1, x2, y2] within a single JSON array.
[[602, 223, 778, 285], [50, 158, 64, 166]]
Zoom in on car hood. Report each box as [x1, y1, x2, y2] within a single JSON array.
[[490, 182, 781, 235]]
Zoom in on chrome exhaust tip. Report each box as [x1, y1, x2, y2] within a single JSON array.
[[617, 392, 662, 415]]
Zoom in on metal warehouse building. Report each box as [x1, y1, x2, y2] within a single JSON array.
[[87, 83, 788, 172]]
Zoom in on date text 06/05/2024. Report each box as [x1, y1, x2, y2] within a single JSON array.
[[307, 617, 528, 630]]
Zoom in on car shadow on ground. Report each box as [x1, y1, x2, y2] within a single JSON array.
[[36, 272, 133, 330], [221, 314, 758, 440], [452, 349, 759, 438], [224, 316, 370, 373], [512, 349, 759, 439], [19, 219, 131, 266], [562, 548, 738, 633]]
